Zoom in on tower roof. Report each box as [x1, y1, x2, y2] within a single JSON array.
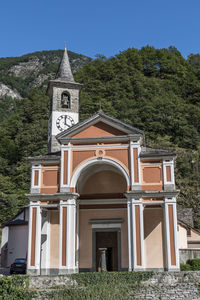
[[56, 47, 74, 82]]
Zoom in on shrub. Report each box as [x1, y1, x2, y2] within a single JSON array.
[[187, 258, 200, 270], [180, 263, 192, 271], [0, 275, 31, 300]]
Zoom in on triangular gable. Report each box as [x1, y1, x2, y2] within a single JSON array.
[[72, 121, 126, 138], [56, 111, 144, 140]]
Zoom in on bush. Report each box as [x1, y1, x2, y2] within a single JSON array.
[[180, 263, 192, 271], [187, 258, 200, 270], [0, 275, 31, 300], [180, 258, 200, 271]]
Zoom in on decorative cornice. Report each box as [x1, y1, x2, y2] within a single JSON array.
[[59, 134, 141, 145], [124, 190, 179, 199], [26, 192, 79, 201]]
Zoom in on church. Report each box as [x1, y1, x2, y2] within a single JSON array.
[[26, 47, 180, 275]]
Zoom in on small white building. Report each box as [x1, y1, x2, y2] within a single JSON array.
[[0, 207, 29, 267]]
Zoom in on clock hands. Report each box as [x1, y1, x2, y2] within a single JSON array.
[[56, 115, 74, 131], [64, 116, 71, 128]]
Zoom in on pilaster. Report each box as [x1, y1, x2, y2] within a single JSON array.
[[130, 142, 142, 190], [163, 159, 175, 191], [126, 195, 145, 271], [31, 164, 41, 193], [27, 202, 41, 275], [164, 197, 179, 270], [59, 193, 78, 274]]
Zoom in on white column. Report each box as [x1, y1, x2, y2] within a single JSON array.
[[131, 198, 145, 270], [66, 198, 76, 272], [59, 200, 67, 272], [126, 195, 145, 271], [164, 198, 179, 270], [75, 200, 80, 271], [27, 204, 33, 272], [27, 202, 41, 275], [40, 210, 50, 275], [59, 196, 77, 274], [35, 205, 42, 273], [127, 198, 132, 271]]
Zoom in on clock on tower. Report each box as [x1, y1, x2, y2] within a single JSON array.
[[47, 47, 82, 153]]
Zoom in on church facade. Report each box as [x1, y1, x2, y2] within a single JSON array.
[[26, 48, 180, 275]]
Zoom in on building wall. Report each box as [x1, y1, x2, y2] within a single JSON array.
[[79, 208, 128, 269], [40, 165, 60, 194], [50, 211, 59, 269], [7, 225, 28, 267], [0, 226, 9, 267], [144, 208, 165, 269], [141, 161, 163, 191], [177, 224, 188, 249]]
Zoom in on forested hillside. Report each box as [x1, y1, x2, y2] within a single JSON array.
[[0, 46, 200, 229]]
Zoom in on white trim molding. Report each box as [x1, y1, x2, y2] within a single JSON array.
[[126, 196, 145, 271], [164, 197, 179, 270], [31, 164, 41, 193], [163, 159, 175, 191], [70, 157, 130, 188]]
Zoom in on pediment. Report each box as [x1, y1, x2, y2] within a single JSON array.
[[56, 111, 144, 141]]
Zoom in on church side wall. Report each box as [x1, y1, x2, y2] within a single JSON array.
[[144, 208, 165, 269], [50, 211, 59, 269], [177, 225, 188, 249]]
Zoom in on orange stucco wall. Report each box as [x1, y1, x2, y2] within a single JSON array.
[[50, 211, 59, 268], [79, 209, 128, 269], [41, 166, 59, 193], [141, 163, 163, 191], [144, 208, 165, 269], [72, 121, 126, 138], [106, 149, 129, 170], [72, 150, 96, 172]]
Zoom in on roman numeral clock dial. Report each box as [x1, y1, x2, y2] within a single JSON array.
[[56, 115, 75, 132]]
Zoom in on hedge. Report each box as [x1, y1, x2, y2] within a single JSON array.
[[0, 275, 31, 300], [180, 258, 200, 271]]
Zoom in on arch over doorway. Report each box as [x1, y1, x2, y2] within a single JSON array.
[[70, 157, 130, 191]]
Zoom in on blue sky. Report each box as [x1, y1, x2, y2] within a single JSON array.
[[0, 0, 199, 59]]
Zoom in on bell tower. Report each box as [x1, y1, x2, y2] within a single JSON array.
[[47, 47, 82, 153]]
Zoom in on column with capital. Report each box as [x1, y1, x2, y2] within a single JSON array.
[[27, 202, 41, 275], [126, 195, 145, 271], [59, 194, 78, 274], [164, 197, 179, 270]]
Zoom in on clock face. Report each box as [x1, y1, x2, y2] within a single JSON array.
[[56, 115, 75, 132]]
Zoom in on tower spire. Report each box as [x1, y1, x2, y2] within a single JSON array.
[[57, 46, 74, 82]]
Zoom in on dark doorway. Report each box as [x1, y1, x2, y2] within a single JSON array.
[[96, 231, 118, 271]]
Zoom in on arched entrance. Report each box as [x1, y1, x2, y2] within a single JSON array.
[[74, 159, 129, 272]]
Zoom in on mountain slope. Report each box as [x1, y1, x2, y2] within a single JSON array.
[[0, 49, 92, 98]]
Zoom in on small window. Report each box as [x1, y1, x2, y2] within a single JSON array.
[[61, 92, 70, 108]]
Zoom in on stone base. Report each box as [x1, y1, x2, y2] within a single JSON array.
[[27, 267, 79, 276]]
